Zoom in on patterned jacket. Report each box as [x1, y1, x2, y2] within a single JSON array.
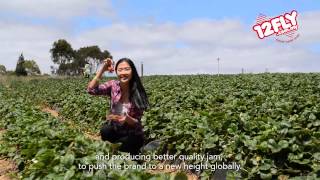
[[87, 80, 144, 136]]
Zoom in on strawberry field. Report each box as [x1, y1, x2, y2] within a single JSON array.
[[0, 73, 320, 179]]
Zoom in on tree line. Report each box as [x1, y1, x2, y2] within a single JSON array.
[[50, 39, 112, 75], [0, 39, 112, 76], [0, 53, 41, 76]]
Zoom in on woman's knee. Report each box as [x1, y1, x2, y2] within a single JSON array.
[[100, 123, 116, 142], [119, 134, 144, 154]]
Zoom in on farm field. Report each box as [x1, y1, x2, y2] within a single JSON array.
[[0, 73, 319, 179]]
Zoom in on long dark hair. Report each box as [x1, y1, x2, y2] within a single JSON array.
[[115, 58, 149, 110]]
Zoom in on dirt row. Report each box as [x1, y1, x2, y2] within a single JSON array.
[[42, 106, 101, 141], [0, 130, 17, 180]]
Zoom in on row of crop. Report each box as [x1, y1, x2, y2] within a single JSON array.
[[144, 74, 320, 179], [0, 84, 169, 179], [142, 74, 320, 179], [6, 74, 320, 179], [7, 78, 108, 133]]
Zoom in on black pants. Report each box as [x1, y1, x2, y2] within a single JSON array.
[[100, 122, 144, 155]]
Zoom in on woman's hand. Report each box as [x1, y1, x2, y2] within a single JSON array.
[[107, 113, 138, 126], [107, 114, 127, 125], [87, 58, 113, 90], [101, 58, 114, 73]]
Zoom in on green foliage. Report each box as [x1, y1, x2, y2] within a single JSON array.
[[50, 39, 76, 75], [140, 74, 320, 179], [1, 73, 320, 179], [0, 83, 170, 179], [50, 39, 75, 65], [50, 39, 112, 76], [23, 60, 41, 75]]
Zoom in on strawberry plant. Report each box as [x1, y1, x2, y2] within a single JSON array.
[[2, 73, 320, 179]]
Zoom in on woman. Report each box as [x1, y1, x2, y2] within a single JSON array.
[[87, 57, 149, 155]]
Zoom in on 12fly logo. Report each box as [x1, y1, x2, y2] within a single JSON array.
[[253, 10, 299, 43]]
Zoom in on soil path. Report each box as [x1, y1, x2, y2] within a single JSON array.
[[41, 106, 100, 140], [0, 130, 17, 180]]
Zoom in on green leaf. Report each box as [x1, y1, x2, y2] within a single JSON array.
[[64, 168, 75, 180], [288, 153, 303, 160], [244, 139, 257, 150], [291, 144, 299, 152], [267, 139, 282, 153], [259, 172, 272, 179], [172, 172, 188, 180], [94, 169, 107, 180], [313, 120, 320, 126], [61, 153, 75, 167], [278, 140, 289, 149], [290, 159, 310, 165], [309, 113, 316, 120], [258, 141, 268, 151], [259, 163, 271, 171], [313, 153, 320, 161]]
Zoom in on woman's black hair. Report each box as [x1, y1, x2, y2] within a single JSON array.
[[115, 58, 149, 110]]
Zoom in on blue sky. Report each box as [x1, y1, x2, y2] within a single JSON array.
[[115, 1, 315, 21], [0, 0, 319, 74], [82, 1, 320, 26], [66, 1, 320, 34]]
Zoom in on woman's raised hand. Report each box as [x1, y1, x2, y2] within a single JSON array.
[[101, 58, 114, 73], [107, 114, 127, 124]]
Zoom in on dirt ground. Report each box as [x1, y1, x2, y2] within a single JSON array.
[[0, 130, 17, 180]]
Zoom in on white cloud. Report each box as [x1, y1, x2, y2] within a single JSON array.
[[0, 21, 64, 73], [0, 6, 319, 75], [297, 11, 320, 44], [74, 13, 320, 75], [0, 0, 115, 20]]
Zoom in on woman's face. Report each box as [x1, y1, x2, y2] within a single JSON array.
[[116, 61, 132, 84]]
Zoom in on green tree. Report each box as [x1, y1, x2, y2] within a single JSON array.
[[75, 46, 111, 75], [50, 39, 75, 65], [50, 39, 112, 76], [50, 39, 75, 75], [23, 60, 41, 75], [15, 53, 27, 76], [0, 64, 6, 74]]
